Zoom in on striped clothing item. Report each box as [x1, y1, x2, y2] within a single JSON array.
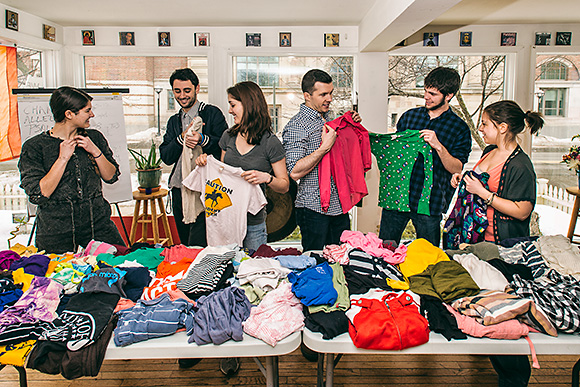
[[347, 249, 406, 283], [510, 269, 580, 334], [114, 293, 194, 347], [323, 243, 353, 265], [451, 289, 557, 336], [500, 241, 548, 279], [177, 251, 235, 296]]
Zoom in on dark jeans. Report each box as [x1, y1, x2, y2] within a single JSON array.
[[295, 207, 350, 251], [379, 208, 442, 247], [489, 355, 531, 387], [170, 187, 207, 247]]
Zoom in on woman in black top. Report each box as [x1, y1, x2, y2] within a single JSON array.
[[451, 100, 544, 387], [19, 87, 125, 253]]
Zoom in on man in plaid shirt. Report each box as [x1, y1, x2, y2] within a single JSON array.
[[282, 69, 361, 251], [379, 67, 471, 247]]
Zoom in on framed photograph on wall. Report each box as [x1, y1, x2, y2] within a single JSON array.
[[500, 32, 517, 46], [5, 10, 18, 31], [460, 32, 472, 47], [195, 32, 209, 47], [43, 24, 56, 42], [158, 32, 170, 47], [120, 32, 135, 46], [535, 32, 551, 46], [279, 32, 291, 47], [556, 32, 572, 46], [82, 30, 95, 46], [246, 33, 261, 47], [423, 32, 439, 46], [324, 33, 339, 47]]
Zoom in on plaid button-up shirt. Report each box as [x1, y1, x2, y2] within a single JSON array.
[[396, 106, 471, 215], [282, 103, 343, 215]]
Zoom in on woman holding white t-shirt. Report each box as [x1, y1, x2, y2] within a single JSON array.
[[196, 81, 289, 250]]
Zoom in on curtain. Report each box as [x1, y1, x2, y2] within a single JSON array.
[[0, 46, 21, 161]]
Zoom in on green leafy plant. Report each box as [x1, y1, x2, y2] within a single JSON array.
[[128, 140, 162, 170]]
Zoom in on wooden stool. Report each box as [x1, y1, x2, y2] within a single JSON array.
[[129, 188, 174, 246], [566, 187, 580, 244]]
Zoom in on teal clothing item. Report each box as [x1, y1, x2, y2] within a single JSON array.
[[97, 248, 164, 271], [308, 263, 349, 314], [370, 130, 434, 215]]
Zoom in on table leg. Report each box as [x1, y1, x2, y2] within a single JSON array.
[[158, 197, 173, 245], [16, 366, 28, 387], [151, 198, 159, 244], [129, 200, 141, 245], [317, 352, 324, 387], [265, 356, 277, 387], [572, 357, 580, 387], [325, 353, 334, 387], [141, 199, 149, 243], [567, 197, 580, 242]]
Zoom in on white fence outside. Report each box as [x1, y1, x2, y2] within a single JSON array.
[[0, 183, 27, 211], [0, 179, 575, 214], [536, 178, 575, 214]]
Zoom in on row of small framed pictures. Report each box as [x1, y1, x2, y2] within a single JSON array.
[[417, 31, 573, 47], [81, 31, 342, 47], [6, 10, 56, 41]]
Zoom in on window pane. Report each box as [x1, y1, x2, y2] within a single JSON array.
[[533, 54, 580, 191], [389, 55, 505, 168], [17, 47, 43, 87], [232, 56, 354, 133]]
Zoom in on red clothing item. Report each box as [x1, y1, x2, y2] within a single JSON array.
[[319, 111, 372, 213]]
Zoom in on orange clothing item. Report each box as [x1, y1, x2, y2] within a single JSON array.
[[475, 154, 505, 242], [141, 257, 195, 300]]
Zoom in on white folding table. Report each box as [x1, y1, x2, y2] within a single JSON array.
[[303, 329, 580, 387]]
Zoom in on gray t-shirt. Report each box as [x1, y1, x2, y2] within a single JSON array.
[[219, 129, 285, 225]]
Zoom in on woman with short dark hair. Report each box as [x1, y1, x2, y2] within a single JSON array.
[[19, 86, 125, 253]]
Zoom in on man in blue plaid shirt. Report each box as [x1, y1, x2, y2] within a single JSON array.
[[379, 67, 472, 247], [282, 69, 362, 251]]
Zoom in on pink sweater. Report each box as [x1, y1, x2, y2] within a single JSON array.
[[319, 111, 372, 213]]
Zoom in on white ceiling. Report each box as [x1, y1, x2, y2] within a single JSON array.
[[4, 0, 580, 28]]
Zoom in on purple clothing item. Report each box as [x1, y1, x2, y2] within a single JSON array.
[[10, 254, 50, 277], [189, 286, 252, 345], [0, 276, 63, 329], [0, 250, 21, 270]]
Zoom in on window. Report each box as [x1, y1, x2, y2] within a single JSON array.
[[236, 56, 279, 87], [328, 57, 353, 88], [17, 47, 42, 87], [540, 88, 566, 116], [167, 90, 175, 111], [413, 56, 459, 88], [233, 55, 355, 133], [540, 62, 568, 80], [269, 105, 281, 132], [84, 56, 208, 135]]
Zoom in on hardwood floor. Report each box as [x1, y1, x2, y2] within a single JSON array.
[[1, 351, 577, 386]]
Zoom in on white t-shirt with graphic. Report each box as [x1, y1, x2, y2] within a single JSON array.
[[182, 155, 267, 247]]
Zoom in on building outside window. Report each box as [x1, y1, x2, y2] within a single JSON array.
[[540, 88, 566, 116]]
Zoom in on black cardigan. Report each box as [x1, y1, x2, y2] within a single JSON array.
[[482, 145, 536, 242]]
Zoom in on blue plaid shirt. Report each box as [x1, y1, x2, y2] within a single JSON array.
[[282, 103, 343, 215], [396, 106, 471, 215]]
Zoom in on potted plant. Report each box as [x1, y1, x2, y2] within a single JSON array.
[[562, 134, 580, 189], [128, 140, 163, 192]]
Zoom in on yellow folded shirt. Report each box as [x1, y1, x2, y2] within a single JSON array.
[[398, 238, 449, 278]]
